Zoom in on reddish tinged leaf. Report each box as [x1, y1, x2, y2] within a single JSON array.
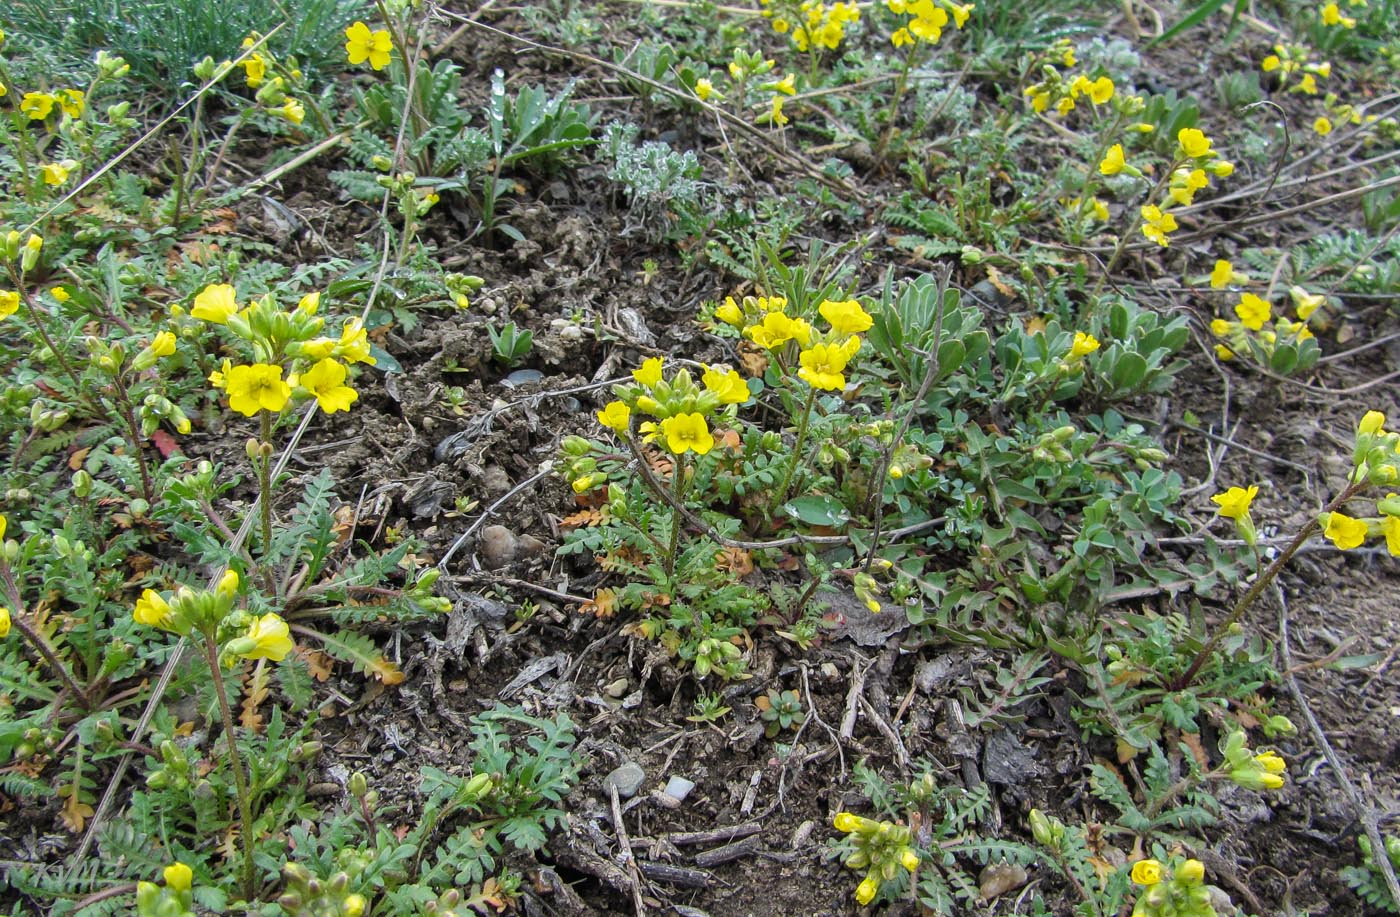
[[151, 429, 182, 458]]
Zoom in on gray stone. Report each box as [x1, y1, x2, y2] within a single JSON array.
[[604, 761, 646, 799]]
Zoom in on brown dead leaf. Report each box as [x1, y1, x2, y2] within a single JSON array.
[[987, 264, 1017, 299], [204, 208, 239, 234], [300, 649, 335, 682], [1115, 738, 1140, 764], [737, 341, 769, 378], [68, 447, 91, 471], [560, 508, 606, 530], [1180, 732, 1210, 768], [716, 547, 754, 577], [172, 720, 196, 738], [59, 793, 95, 833], [1023, 314, 1048, 335], [581, 588, 618, 619]]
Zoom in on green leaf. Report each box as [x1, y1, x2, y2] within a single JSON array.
[[782, 495, 850, 527]]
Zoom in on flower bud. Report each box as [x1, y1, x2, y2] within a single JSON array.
[[21, 234, 43, 272], [349, 772, 369, 798], [1176, 858, 1205, 885]]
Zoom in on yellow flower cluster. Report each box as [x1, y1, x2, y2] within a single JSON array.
[[833, 812, 920, 906], [1128, 857, 1212, 917], [887, 0, 974, 48], [589, 356, 752, 474], [220, 35, 308, 126], [1100, 128, 1232, 249], [1323, 412, 1400, 554], [1208, 285, 1319, 363], [1026, 69, 1114, 116], [20, 88, 86, 122], [1261, 43, 1331, 95], [191, 284, 369, 418], [1211, 483, 1259, 544], [761, 0, 861, 53]]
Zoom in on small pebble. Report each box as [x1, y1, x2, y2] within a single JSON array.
[[978, 862, 1029, 900], [605, 678, 630, 698], [604, 761, 646, 799], [662, 776, 695, 803], [479, 525, 517, 569], [502, 369, 545, 388]]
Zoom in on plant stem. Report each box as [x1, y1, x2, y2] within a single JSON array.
[[110, 376, 155, 505], [1171, 479, 1366, 691], [875, 42, 920, 163], [772, 386, 818, 518], [200, 633, 258, 903], [664, 455, 687, 578], [257, 414, 274, 555], [0, 562, 93, 709]]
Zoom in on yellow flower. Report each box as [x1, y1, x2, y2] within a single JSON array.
[[298, 358, 358, 413], [1210, 259, 1239, 290], [345, 21, 393, 71], [571, 475, 597, 494], [40, 161, 73, 186], [1099, 144, 1127, 176], [1359, 410, 1387, 435], [217, 569, 240, 598], [770, 96, 789, 126], [775, 73, 797, 95], [632, 356, 664, 387], [1313, 116, 1333, 136], [1087, 76, 1114, 104], [334, 318, 376, 365], [208, 358, 232, 390], [1177, 127, 1213, 159], [1215, 344, 1234, 361], [855, 875, 879, 906], [1208, 159, 1235, 178], [150, 331, 177, 358], [715, 298, 743, 326], [1321, 2, 1356, 26], [1254, 751, 1286, 774], [1234, 292, 1272, 331], [901, 848, 921, 871], [1323, 511, 1367, 549], [1290, 286, 1325, 319], [819, 298, 873, 334], [1140, 205, 1178, 247], [280, 98, 306, 125], [236, 613, 295, 662], [21, 92, 55, 120], [1089, 198, 1109, 221], [191, 283, 239, 323], [1211, 485, 1257, 520], [56, 89, 85, 118], [1130, 859, 1163, 886], [0, 290, 19, 320], [1297, 73, 1318, 95], [297, 291, 321, 315], [1210, 318, 1233, 337], [0, 606, 9, 638], [597, 401, 631, 433], [746, 312, 811, 349], [1262, 54, 1281, 72], [661, 413, 714, 455], [1070, 331, 1100, 358], [133, 589, 173, 628], [1056, 96, 1076, 116], [832, 811, 863, 833], [51, 286, 70, 302], [225, 363, 292, 416], [163, 862, 194, 892], [300, 338, 337, 360], [1382, 513, 1400, 556], [242, 53, 266, 88], [798, 339, 858, 390], [694, 78, 718, 101], [0, 513, 5, 539], [1168, 168, 1210, 206], [703, 367, 750, 404]]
